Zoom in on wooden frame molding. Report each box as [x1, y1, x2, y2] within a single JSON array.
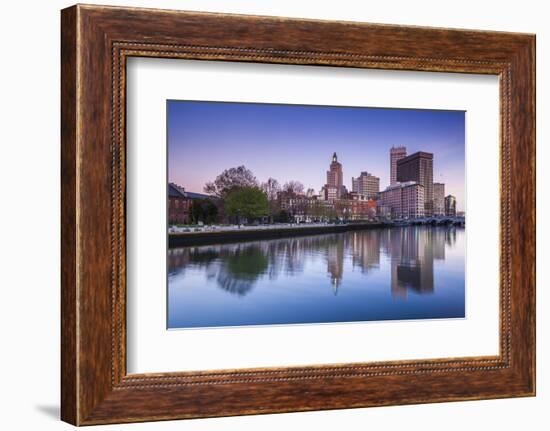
[[61, 4, 535, 425]]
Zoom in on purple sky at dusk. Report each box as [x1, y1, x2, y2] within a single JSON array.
[[168, 100, 465, 211]]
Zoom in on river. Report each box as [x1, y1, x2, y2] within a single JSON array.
[[168, 225, 465, 329]]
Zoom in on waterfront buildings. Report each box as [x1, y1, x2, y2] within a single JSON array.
[[277, 190, 337, 223], [276, 150, 454, 222], [433, 182, 445, 216], [321, 185, 339, 201], [351, 171, 380, 199], [377, 204, 392, 219], [172, 147, 459, 225], [390, 146, 407, 186], [347, 192, 377, 220], [277, 190, 310, 220], [396, 151, 434, 216], [445, 195, 457, 216], [168, 183, 212, 224], [168, 183, 191, 224], [277, 151, 381, 222], [378, 181, 425, 219]]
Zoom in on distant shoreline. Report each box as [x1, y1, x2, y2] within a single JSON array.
[[168, 223, 386, 248]]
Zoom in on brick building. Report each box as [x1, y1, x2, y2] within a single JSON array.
[[168, 183, 191, 224], [168, 183, 212, 224], [378, 181, 425, 219], [348, 192, 377, 220]]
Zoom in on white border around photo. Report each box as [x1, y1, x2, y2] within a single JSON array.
[[126, 58, 500, 374]]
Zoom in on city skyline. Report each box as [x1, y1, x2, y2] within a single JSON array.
[[168, 100, 465, 211]]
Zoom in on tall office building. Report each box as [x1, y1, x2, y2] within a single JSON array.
[[326, 152, 344, 198], [433, 182, 445, 216], [351, 171, 380, 199], [396, 151, 434, 216], [390, 146, 407, 186]]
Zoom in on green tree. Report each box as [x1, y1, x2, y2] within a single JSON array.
[[217, 246, 269, 296], [274, 209, 291, 223], [225, 187, 269, 222], [190, 198, 219, 224], [310, 201, 325, 220]]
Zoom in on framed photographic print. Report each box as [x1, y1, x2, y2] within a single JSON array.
[[61, 4, 536, 425], [164, 101, 467, 330]]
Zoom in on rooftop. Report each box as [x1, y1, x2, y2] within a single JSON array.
[[396, 151, 434, 164], [168, 183, 213, 200], [383, 181, 423, 191]]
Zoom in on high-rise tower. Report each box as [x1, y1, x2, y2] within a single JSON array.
[[390, 146, 407, 186], [396, 151, 434, 216], [326, 152, 344, 198]]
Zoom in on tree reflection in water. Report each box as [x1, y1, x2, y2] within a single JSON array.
[[217, 246, 268, 296], [168, 226, 460, 298]]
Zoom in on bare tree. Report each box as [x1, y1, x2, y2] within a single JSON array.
[[261, 177, 281, 201], [283, 180, 305, 196], [204, 166, 258, 198]]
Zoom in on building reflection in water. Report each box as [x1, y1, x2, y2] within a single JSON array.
[[168, 226, 459, 298], [386, 228, 434, 298]]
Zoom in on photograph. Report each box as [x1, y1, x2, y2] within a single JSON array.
[[166, 100, 466, 329]]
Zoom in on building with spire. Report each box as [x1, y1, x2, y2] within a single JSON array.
[[323, 152, 345, 200]]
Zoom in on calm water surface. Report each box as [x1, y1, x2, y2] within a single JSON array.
[[168, 226, 465, 329]]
